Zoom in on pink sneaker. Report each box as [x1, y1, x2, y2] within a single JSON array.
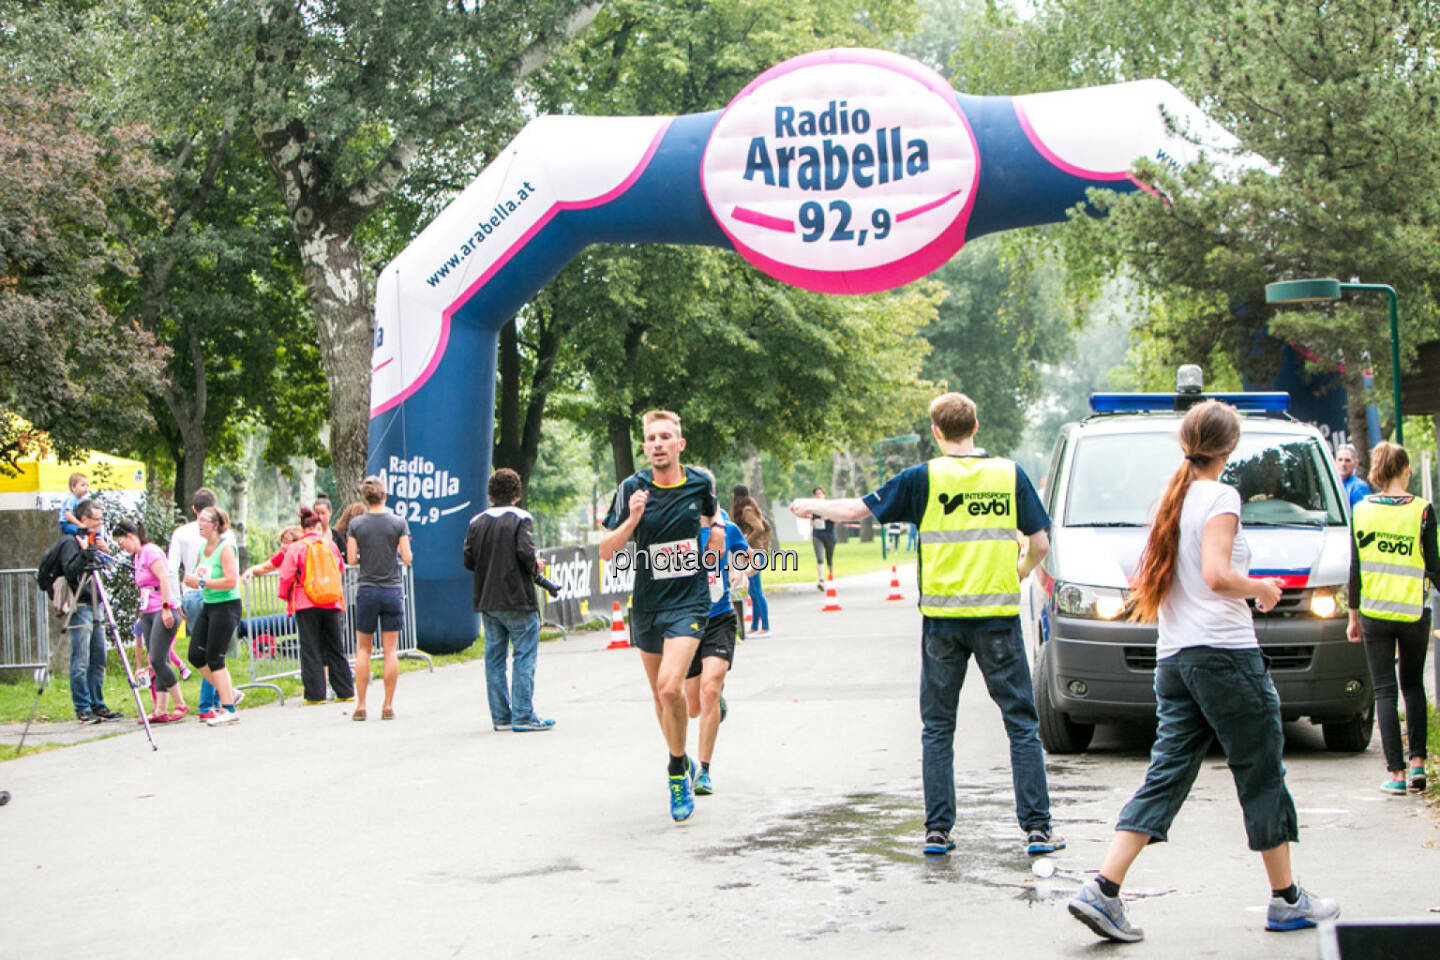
[[198, 709, 220, 721]]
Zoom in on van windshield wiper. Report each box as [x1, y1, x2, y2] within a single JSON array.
[[1066, 521, 1147, 528], [1244, 520, 1325, 528]]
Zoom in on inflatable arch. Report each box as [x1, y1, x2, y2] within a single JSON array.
[[368, 47, 1244, 652]]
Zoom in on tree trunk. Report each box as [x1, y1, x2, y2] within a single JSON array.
[[293, 225, 372, 508], [274, 465, 291, 528], [230, 470, 250, 567], [298, 457, 317, 509], [609, 413, 636, 485], [1344, 374, 1371, 473]]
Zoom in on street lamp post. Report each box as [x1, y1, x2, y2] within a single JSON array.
[[1264, 278, 1403, 445]]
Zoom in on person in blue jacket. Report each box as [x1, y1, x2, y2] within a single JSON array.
[[1336, 444, 1371, 508]]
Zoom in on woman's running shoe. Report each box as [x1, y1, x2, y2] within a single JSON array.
[[1265, 885, 1339, 931], [205, 710, 239, 726], [668, 772, 694, 821], [1409, 766, 1427, 793], [1380, 778, 1407, 795], [1069, 878, 1143, 942]]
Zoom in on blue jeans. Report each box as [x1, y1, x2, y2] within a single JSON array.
[[1116, 646, 1297, 852], [183, 589, 218, 711], [920, 616, 1050, 833], [748, 572, 769, 630], [68, 602, 109, 716], [481, 610, 541, 726]]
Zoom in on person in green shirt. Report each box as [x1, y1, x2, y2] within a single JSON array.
[[184, 506, 244, 727]]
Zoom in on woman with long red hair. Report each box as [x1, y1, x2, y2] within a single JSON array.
[[1068, 400, 1339, 942]]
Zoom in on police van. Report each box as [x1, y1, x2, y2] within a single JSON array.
[[1029, 368, 1373, 753]]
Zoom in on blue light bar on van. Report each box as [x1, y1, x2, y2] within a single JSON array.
[[1089, 392, 1290, 413]]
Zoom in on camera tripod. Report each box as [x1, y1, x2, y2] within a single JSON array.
[[20, 542, 158, 752]]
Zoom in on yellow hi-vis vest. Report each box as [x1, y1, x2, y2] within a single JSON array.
[[1353, 495, 1429, 622], [919, 456, 1021, 618]]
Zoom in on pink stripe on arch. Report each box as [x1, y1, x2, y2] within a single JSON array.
[[1012, 100, 1158, 196], [895, 190, 963, 224], [732, 206, 795, 233], [369, 120, 674, 418]]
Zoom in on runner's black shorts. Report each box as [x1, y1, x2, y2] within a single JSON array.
[[687, 611, 737, 679], [630, 602, 708, 655]]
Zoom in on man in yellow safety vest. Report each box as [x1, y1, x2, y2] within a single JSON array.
[[789, 392, 1061, 857]]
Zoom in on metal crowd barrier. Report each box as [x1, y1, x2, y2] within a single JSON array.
[[0, 569, 49, 680], [236, 563, 430, 704]]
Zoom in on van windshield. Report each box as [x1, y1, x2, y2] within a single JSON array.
[[1064, 432, 1346, 527]]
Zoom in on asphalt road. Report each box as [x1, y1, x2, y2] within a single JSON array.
[[2, 566, 1436, 959]]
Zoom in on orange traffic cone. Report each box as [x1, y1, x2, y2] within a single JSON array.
[[744, 593, 754, 623], [606, 601, 630, 650], [821, 571, 842, 612], [886, 565, 904, 602]]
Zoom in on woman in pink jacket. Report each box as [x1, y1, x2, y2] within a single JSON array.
[[277, 507, 355, 706]]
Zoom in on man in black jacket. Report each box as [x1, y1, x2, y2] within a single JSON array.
[[462, 468, 554, 733]]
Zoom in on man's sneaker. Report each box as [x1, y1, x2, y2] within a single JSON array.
[[492, 722, 512, 732], [1266, 885, 1339, 931], [206, 710, 240, 727], [198, 709, 220, 721], [1410, 766, 1427, 793], [815, 579, 824, 592], [1026, 828, 1066, 855], [1380, 778, 1407, 795], [512, 717, 556, 732], [694, 768, 713, 795], [1068, 878, 1144, 943], [92, 706, 122, 721], [719, 695, 728, 724], [668, 772, 694, 821], [923, 830, 955, 856], [75, 712, 100, 725]]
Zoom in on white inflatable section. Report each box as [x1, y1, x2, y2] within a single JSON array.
[[1013, 79, 1254, 181], [370, 115, 671, 416]]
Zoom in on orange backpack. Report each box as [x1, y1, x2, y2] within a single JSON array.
[[301, 537, 344, 606]]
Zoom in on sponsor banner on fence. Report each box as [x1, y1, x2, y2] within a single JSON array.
[[538, 545, 636, 628]]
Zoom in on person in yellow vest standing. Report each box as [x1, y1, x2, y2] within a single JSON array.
[[789, 392, 1061, 857], [1348, 441, 1435, 796]]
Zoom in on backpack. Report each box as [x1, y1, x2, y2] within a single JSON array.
[[301, 538, 344, 605]]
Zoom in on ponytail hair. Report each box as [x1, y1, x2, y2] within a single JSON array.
[[1128, 400, 1241, 622], [1368, 441, 1409, 491]]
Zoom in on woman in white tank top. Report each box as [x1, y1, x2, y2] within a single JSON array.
[[1067, 400, 1339, 942]]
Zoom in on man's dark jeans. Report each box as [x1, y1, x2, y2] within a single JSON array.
[[1117, 645, 1298, 852], [920, 616, 1051, 834]]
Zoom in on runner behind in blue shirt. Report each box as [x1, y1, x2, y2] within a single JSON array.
[[599, 410, 725, 822], [683, 504, 749, 797]]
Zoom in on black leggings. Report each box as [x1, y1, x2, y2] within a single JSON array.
[[812, 534, 835, 570], [1360, 611, 1430, 772], [187, 599, 242, 673], [141, 611, 180, 691], [296, 608, 355, 702]]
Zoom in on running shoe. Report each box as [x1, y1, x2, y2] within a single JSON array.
[[1410, 766, 1427, 793], [1026, 828, 1066, 855], [719, 695, 728, 724], [179, 666, 192, 681], [694, 768, 713, 796], [923, 830, 955, 856], [512, 717, 555, 732], [75, 712, 100, 724], [206, 710, 240, 727], [1380, 778, 1407, 795], [302, 699, 327, 706], [1069, 878, 1144, 942], [232, 689, 245, 706], [92, 706, 122, 721], [686, 754, 698, 788], [197, 708, 220, 721], [492, 722, 512, 732], [668, 772, 694, 821], [1266, 885, 1339, 931]]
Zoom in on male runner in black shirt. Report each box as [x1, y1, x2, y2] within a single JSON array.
[[600, 410, 725, 822]]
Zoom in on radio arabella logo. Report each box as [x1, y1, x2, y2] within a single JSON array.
[[701, 48, 980, 295]]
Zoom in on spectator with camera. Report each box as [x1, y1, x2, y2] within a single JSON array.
[[37, 499, 121, 723], [462, 468, 554, 733]]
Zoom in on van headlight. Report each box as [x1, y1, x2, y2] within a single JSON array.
[[1309, 586, 1346, 618], [1055, 582, 1128, 620]]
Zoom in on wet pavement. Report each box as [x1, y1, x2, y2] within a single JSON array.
[[2, 564, 1436, 958]]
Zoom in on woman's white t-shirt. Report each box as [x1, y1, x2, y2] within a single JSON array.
[[1156, 479, 1257, 660]]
